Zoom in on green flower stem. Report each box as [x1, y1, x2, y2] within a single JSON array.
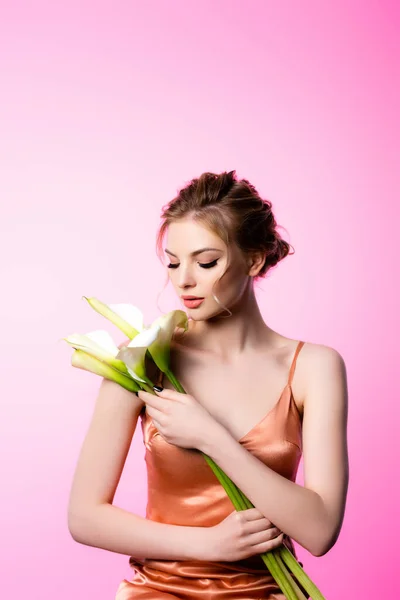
[[165, 369, 184, 393], [141, 381, 155, 393], [274, 551, 308, 600], [279, 546, 325, 600], [166, 369, 303, 600], [266, 551, 304, 600], [202, 454, 246, 510]]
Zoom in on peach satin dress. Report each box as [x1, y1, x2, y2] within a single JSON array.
[[115, 341, 306, 600]]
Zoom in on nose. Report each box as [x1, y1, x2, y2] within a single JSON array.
[[176, 262, 196, 290]]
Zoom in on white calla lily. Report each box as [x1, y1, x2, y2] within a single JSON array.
[[71, 349, 140, 393], [62, 330, 130, 376], [82, 296, 144, 339], [108, 303, 144, 331], [116, 324, 162, 385], [147, 310, 188, 376]]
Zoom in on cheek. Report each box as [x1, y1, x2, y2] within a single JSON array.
[[212, 268, 245, 299]]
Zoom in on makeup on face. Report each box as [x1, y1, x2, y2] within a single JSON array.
[[165, 244, 224, 310], [164, 220, 247, 317], [181, 297, 205, 309]]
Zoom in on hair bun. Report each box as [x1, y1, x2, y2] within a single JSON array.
[[157, 170, 294, 279]]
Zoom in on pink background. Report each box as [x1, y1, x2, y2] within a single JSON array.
[[1, 1, 398, 598]]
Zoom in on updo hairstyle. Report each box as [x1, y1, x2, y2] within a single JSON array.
[[156, 170, 294, 281]]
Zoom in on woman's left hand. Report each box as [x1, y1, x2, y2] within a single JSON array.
[[138, 387, 219, 450]]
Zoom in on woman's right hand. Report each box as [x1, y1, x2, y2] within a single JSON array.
[[207, 508, 285, 562]]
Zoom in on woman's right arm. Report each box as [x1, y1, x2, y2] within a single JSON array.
[[67, 350, 210, 562]]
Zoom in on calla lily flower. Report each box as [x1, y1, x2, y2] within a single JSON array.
[[82, 300, 188, 377], [116, 324, 162, 386], [62, 330, 131, 377], [71, 349, 140, 393], [82, 297, 144, 339], [147, 310, 188, 376]]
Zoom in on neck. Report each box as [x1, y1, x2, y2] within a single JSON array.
[[185, 281, 277, 360]]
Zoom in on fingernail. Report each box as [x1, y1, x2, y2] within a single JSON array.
[[153, 385, 163, 392]]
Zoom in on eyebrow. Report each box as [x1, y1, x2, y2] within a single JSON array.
[[164, 247, 223, 258]]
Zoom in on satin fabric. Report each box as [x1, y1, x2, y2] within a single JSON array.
[[115, 341, 306, 599]]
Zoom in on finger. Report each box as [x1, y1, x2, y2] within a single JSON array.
[[152, 387, 186, 401], [244, 518, 278, 535], [249, 532, 285, 553], [138, 390, 167, 410], [246, 526, 282, 543], [240, 508, 272, 524], [145, 405, 165, 422]]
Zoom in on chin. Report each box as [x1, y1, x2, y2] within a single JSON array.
[[193, 305, 229, 322]]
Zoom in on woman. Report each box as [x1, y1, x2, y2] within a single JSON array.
[[68, 170, 349, 599]]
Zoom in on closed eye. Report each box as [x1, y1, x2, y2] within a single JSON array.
[[167, 259, 219, 269]]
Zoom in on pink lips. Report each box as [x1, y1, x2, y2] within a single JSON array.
[[182, 297, 204, 308]]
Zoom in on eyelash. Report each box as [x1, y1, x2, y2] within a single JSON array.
[[167, 259, 219, 270]]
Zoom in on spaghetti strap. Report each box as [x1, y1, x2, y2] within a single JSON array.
[[288, 341, 305, 386]]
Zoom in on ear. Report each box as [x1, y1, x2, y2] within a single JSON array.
[[247, 251, 266, 277]]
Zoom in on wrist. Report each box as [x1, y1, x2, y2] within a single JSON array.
[[183, 526, 214, 561], [199, 420, 232, 457]]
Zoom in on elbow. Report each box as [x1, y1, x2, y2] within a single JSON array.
[[68, 517, 84, 543], [68, 508, 91, 543], [312, 542, 331, 557], [311, 528, 340, 557], [305, 532, 331, 557], [68, 502, 108, 543], [69, 529, 83, 543], [310, 498, 344, 557]]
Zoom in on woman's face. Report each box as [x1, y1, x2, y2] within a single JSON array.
[[164, 217, 251, 320]]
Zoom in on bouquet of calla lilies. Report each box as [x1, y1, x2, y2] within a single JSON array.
[[63, 296, 325, 600]]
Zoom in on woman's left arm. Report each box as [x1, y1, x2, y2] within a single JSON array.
[[201, 346, 349, 558]]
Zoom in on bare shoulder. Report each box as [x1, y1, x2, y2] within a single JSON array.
[[288, 340, 346, 413], [300, 341, 347, 379], [299, 341, 348, 410]]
